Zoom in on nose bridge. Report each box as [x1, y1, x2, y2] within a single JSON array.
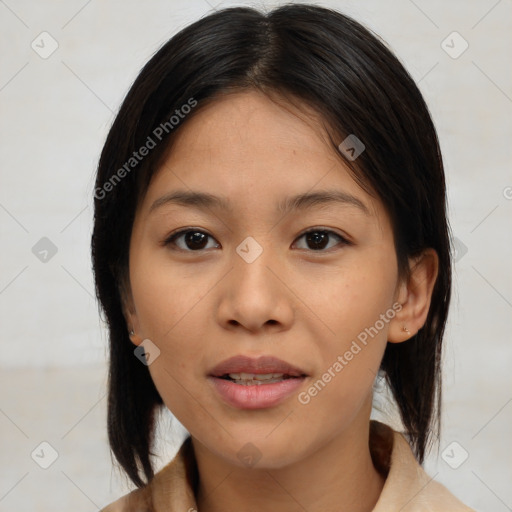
[[233, 234, 279, 297], [217, 234, 293, 331]]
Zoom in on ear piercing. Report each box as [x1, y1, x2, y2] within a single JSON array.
[[129, 329, 135, 336], [402, 326, 411, 335]]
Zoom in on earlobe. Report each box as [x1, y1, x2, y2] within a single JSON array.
[[120, 285, 143, 347], [128, 326, 143, 346], [125, 306, 144, 346], [388, 248, 439, 344], [125, 304, 143, 346]]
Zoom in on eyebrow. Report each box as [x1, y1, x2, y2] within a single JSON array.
[[149, 189, 370, 216]]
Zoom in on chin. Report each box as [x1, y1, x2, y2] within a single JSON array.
[[215, 432, 308, 470]]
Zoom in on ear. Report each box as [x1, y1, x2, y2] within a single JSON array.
[[388, 248, 439, 343], [118, 274, 143, 347]]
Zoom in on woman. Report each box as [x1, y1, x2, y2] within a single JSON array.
[[92, 4, 474, 511]]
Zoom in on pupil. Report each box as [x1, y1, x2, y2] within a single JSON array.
[[186, 231, 208, 250], [307, 231, 328, 250]]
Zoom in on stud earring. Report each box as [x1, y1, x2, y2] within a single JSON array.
[[129, 329, 135, 336], [402, 326, 411, 335]]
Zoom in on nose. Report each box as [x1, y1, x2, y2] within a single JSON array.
[[216, 241, 295, 333]]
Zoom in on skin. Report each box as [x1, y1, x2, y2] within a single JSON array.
[[123, 89, 438, 512]]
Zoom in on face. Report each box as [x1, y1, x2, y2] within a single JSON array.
[[125, 90, 404, 469]]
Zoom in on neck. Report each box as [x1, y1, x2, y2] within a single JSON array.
[[191, 415, 385, 512]]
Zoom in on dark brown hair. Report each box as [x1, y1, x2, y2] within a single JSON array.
[[92, 3, 451, 488]]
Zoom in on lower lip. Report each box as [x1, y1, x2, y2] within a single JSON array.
[[208, 376, 306, 409]]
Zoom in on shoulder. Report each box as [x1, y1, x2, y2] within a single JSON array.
[[370, 421, 476, 511], [100, 487, 151, 512], [99, 494, 126, 512], [100, 436, 197, 512]]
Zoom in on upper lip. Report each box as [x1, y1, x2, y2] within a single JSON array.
[[209, 355, 307, 377]]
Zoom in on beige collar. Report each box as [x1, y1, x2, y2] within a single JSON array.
[[102, 420, 474, 511]]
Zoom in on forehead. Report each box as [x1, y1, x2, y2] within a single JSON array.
[[139, 90, 384, 224], [163, 89, 338, 171]]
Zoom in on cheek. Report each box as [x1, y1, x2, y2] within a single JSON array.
[[299, 249, 397, 406], [131, 279, 206, 372], [130, 242, 206, 338], [129, 248, 214, 411], [305, 247, 398, 348]]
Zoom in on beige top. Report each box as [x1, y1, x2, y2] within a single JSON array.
[[101, 421, 475, 511]]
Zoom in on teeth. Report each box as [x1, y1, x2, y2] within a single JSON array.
[[229, 372, 285, 380]]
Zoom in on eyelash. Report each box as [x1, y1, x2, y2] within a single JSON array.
[[162, 227, 351, 253]]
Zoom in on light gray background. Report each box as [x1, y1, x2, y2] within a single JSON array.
[[1, 0, 511, 510]]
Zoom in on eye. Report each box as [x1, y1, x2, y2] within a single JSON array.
[[293, 228, 350, 251], [163, 229, 219, 251], [163, 227, 350, 253]]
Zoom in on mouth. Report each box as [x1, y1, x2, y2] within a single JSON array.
[[208, 355, 308, 409], [209, 354, 307, 381], [216, 372, 304, 385]]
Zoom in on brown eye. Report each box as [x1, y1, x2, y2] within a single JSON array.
[[294, 229, 349, 251], [164, 229, 219, 251]]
